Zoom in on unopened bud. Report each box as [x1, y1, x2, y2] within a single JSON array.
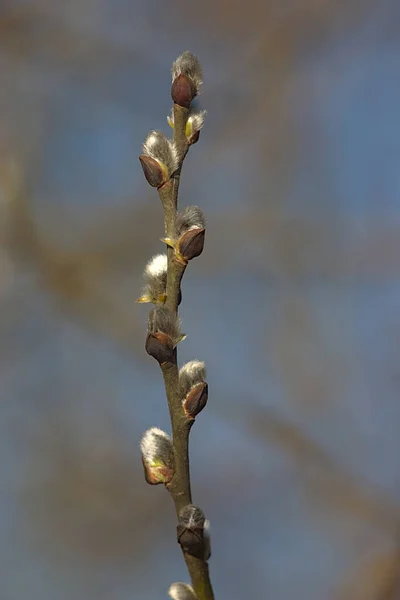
[[177, 228, 205, 262], [177, 505, 209, 560], [146, 307, 185, 364], [162, 206, 206, 263], [174, 206, 206, 263], [145, 332, 173, 365], [139, 131, 178, 187], [184, 382, 208, 419], [179, 360, 208, 419], [140, 427, 174, 485], [137, 254, 167, 304], [186, 110, 207, 144], [171, 52, 203, 108], [138, 155, 166, 188], [167, 109, 206, 145], [171, 75, 196, 109], [168, 582, 197, 600]]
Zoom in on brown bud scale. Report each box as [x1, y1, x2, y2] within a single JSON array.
[[188, 130, 200, 145], [139, 155, 166, 188], [183, 382, 208, 419], [177, 228, 205, 262], [171, 74, 196, 108], [177, 524, 206, 559], [145, 332, 174, 364]]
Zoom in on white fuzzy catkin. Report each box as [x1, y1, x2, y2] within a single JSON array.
[[168, 582, 197, 600], [186, 110, 207, 137], [139, 254, 168, 303], [179, 504, 206, 530], [140, 427, 173, 465], [168, 108, 207, 139], [179, 360, 206, 397], [148, 307, 184, 345], [171, 51, 203, 93], [142, 131, 178, 176], [144, 254, 167, 280], [176, 206, 206, 236]]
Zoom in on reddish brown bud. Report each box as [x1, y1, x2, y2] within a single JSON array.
[[145, 332, 174, 364], [188, 129, 200, 145], [177, 228, 205, 262], [146, 307, 185, 363], [177, 524, 205, 559], [171, 74, 196, 108], [183, 382, 208, 419], [139, 155, 167, 188], [177, 505, 208, 559]]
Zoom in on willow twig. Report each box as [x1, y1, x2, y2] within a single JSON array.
[[138, 52, 213, 600]]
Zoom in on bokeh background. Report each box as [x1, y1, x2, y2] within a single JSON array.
[[1, 1, 400, 598]]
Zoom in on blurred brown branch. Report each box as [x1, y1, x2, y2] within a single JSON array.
[[247, 407, 400, 534], [336, 546, 400, 600]]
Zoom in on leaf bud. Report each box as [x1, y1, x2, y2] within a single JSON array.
[[139, 131, 178, 187], [146, 307, 185, 364], [179, 360, 208, 419], [177, 228, 205, 263], [177, 505, 210, 560], [175, 206, 206, 263], [184, 382, 208, 419], [185, 110, 207, 145], [171, 51, 203, 107], [167, 109, 206, 145], [171, 75, 196, 109], [140, 427, 174, 485]]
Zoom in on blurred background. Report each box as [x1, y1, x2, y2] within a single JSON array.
[[1, 0, 400, 598]]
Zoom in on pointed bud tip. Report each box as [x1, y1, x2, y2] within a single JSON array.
[[136, 295, 151, 303], [172, 51, 203, 90]]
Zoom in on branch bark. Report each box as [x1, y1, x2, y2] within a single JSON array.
[[157, 106, 214, 599], [139, 53, 213, 599]]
